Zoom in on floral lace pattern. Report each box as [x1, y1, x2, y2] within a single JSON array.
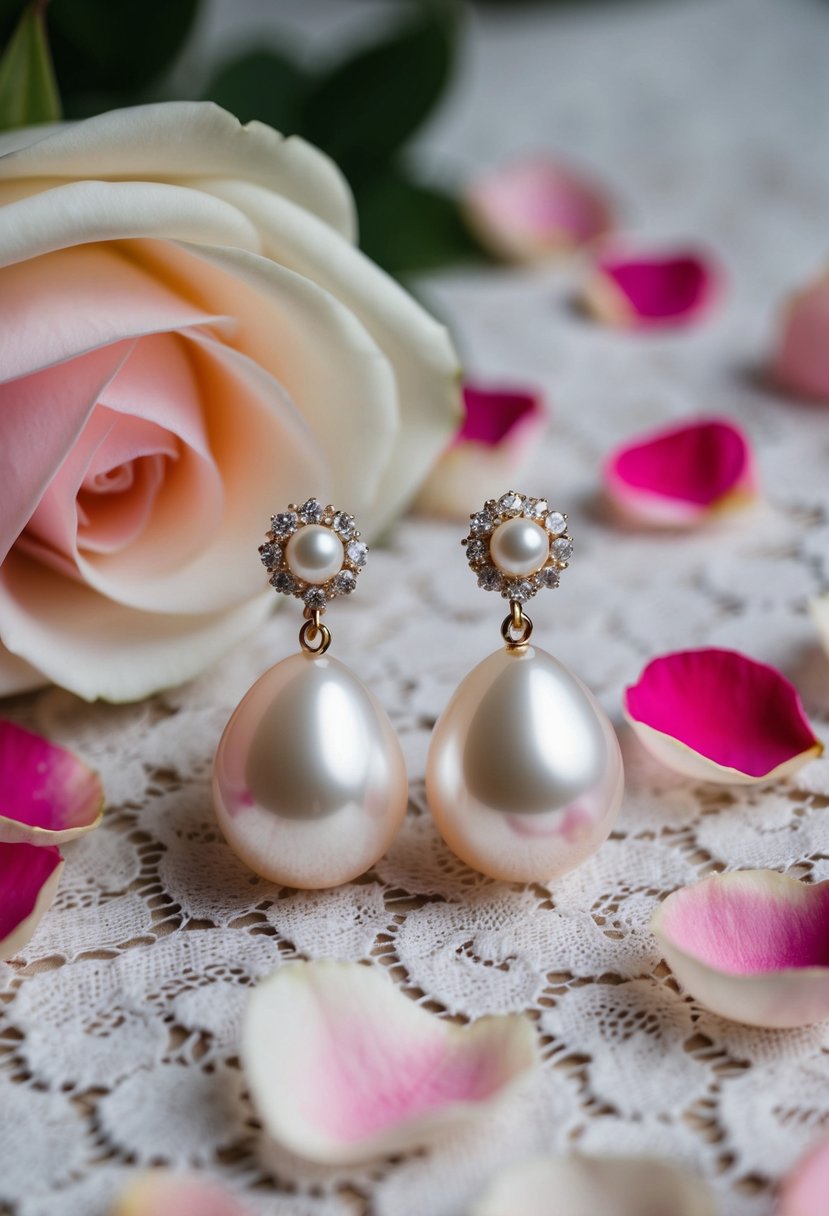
[[4, 0, 829, 1212]]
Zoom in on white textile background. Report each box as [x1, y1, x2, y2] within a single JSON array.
[[3, 1, 829, 1213]]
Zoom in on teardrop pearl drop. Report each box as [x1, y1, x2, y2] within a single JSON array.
[[426, 645, 623, 883], [213, 652, 407, 889]]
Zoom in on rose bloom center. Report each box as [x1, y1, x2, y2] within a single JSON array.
[[490, 517, 550, 577], [286, 525, 344, 584]]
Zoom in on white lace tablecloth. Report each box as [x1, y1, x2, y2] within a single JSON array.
[[4, 1, 829, 1213]]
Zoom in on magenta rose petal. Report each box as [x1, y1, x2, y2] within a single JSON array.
[[242, 961, 538, 1165], [416, 383, 547, 518], [772, 269, 829, 403], [115, 1171, 251, 1216], [652, 870, 829, 1028], [624, 648, 822, 784], [780, 1135, 829, 1215], [0, 720, 104, 845], [604, 417, 758, 527], [0, 842, 63, 960], [584, 249, 719, 329], [464, 154, 613, 263]]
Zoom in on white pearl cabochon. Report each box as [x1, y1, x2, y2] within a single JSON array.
[[427, 645, 624, 883], [213, 652, 408, 888]]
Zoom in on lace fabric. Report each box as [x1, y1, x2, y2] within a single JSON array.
[[4, 0, 829, 1212]]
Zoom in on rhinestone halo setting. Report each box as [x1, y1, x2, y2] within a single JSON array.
[[462, 492, 572, 601], [259, 499, 367, 611]]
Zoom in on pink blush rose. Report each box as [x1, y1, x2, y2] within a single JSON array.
[[0, 104, 460, 701]]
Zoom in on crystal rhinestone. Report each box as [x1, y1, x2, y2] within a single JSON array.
[[538, 566, 561, 589], [303, 586, 327, 610], [332, 569, 357, 595], [477, 566, 502, 592], [298, 498, 324, 525], [503, 579, 535, 602], [497, 492, 524, 516], [258, 542, 282, 570], [269, 570, 295, 594], [470, 510, 495, 536], [271, 511, 298, 539], [333, 511, 355, 539], [465, 538, 488, 564], [551, 536, 573, 562], [545, 511, 567, 536], [525, 498, 549, 521], [346, 539, 368, 567]]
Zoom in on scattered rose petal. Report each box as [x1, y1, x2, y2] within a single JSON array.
[[624, 648, 822, 783], [772, 269, 829, 403], [472, 1153, 716, 1216], [780, 1134, 829, 1216], [583, 249, 719, 329], [242, 961, 538, 1165], [114, 1171, 251, 1216], [464, 154, 613, 263], [0, 842, 63, 960], [810, 594, 829, 658], [652, 870, 829, 1028], [604, 417, 757, 527], [416, 383, 547, 518], [0, 720, 104, 845]]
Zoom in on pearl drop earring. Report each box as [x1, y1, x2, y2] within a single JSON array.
[[213, 499, 408, 889], [426, 493, 624, 883]]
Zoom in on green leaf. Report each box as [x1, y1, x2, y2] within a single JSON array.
[[47, 0, 199, 96], [0, 3, 61, 131], [356, 167, 488, 276], [205, 50, 307, 133], [302, 0, 458, 186]]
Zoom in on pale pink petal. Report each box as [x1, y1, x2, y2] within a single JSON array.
[[242, 961, 538, 1165], [0, 842, 63, 960], [416, 384, 547, 518], [624, 648, 822, 783], [115, 1171, 251, 1216], [604, 417, 758, 527], [652, 870, 829, 1028], [780, 1134, 829, 1216], [473, 1154, 716, 1216], [583, 249, 720, 329], [464, 154, 613, 263], [0, 720, 103, 844], [772, 269, 829, 404]]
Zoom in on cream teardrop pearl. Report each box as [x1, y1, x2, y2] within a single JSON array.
[[213, 652, 407, 888], [426, 645, 623, 883]]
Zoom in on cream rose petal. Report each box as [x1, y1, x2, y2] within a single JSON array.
[[0, 555, 273, 703], [471, 1154, 716, 1216], [0, 642, 46, 698], [0, 842, 63, 960], [652, 870, 829, 1028], [0, 101, 355, 239], [0, 719, 103, 845], [242, 961, 538, 1165], [193, 181, 462, 528], [115, 1171, 251, 1216]]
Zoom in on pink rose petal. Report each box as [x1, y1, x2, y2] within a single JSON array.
[[416, 383, 547, 518], [604, 417, 758, 527], [652, 870, 829, 1027], [464, 154, 613, 263], [780, 1134, 829, 1216], [624, 648, 822, 784], [0, 842, 63, 960], [242, 961, 538, 1165], [115, 1172, 251, 1216], [0, 720, 104, 844], [772, 269, 829, 403], [473, 1153, 716, 1216], [584, 249, 720, 329]]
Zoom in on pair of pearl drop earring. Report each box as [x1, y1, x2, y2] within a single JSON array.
[[212, 494, 624, 889]]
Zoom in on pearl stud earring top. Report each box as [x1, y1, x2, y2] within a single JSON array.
[[463, 492, 571, 602]]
